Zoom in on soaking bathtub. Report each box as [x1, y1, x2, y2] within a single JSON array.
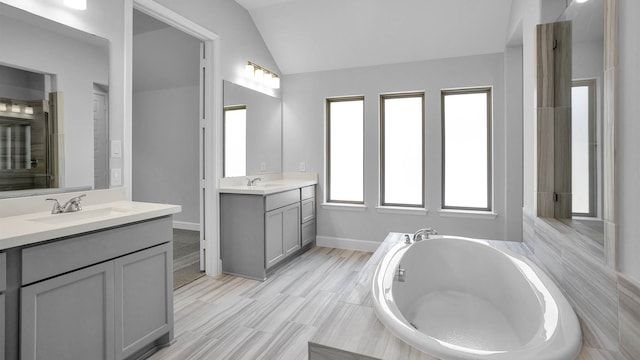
[[371, 235, 582, 360]]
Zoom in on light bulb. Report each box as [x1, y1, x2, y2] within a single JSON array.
[[64, 0, 87, 10], [245, 64, 254, 78]]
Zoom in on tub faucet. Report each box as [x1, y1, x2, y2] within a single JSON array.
[[413, 227, 437, 242], [246, 177, 261, 186], [46, 194, 86, 214], [395, 266, 406, 282]]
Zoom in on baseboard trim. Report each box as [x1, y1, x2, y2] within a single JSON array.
[[173, 221, 200, 231], [316, 236, 380, 253]]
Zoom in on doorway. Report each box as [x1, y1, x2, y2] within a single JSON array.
[[132, 9, 204, 288]]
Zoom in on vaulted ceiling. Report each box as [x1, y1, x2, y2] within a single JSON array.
[[235, 0, 514, 74]]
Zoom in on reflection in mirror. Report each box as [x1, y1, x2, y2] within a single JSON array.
[[224, 106, 247, 177], [222, 81, 282, 177], [558, 0, 605, 243], [0, 3, 109, 198], [0, 65, 61, 192]]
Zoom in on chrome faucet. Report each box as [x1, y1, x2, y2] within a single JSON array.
[[246, 177, 262, 186], [46, 194, 86, 214], [413, 227, 438, 242], [395, 266, 406, 282]]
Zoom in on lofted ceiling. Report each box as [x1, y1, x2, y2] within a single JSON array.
[[235, 0, 514, 75]]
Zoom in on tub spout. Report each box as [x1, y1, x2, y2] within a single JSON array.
[[413, 227, 438, 241]]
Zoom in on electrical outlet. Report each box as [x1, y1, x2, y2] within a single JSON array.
[[260, 162, 266, 171], [111, 168, 122, 186], [299, 162, 306, 172]]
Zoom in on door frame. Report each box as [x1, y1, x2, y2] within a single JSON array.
[[132, 0, 222, 276]]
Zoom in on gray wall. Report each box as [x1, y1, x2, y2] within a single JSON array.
[[132, 24, 200, 226], [282, 53, 515, 244]]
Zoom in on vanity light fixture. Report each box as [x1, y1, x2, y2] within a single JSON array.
[[11, 104, 21, 113], [575, 0, 588, 3], [0, 103, 6, 112], [64, 0, 87, 10], [244, 61, 280, 89]]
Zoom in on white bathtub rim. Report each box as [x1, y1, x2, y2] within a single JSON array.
[[371, 235, 582, 360]]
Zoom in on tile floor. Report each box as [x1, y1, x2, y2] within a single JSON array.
[[149, 246, 371, 360]]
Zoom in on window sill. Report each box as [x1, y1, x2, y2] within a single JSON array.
[[321, 203, 367, 212], [437, 209, 498, 219], [376, 206, 428, 216]]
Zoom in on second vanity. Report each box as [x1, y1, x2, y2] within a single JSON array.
[[219, 174, 317, 280], [0, 189, 180, 360]]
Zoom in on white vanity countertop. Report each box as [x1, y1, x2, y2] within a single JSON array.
[[218, 179, 318, 195], [218, 173, 318, 195], [0, 201, 181, 250]]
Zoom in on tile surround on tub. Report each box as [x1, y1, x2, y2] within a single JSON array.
[[523, 210, 640, 359]]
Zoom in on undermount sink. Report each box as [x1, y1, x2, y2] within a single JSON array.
[[28, 207, 133, 225]]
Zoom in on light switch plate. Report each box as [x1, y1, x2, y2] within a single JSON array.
[[111, 140, 122, 158], [111, 168, 122, 186], [299, 162, 306, 172]]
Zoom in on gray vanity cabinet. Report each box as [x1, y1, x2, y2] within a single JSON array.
[[0, 252, 6, 358], [19, 217, 173, 360], [221, 185, 316, 280]]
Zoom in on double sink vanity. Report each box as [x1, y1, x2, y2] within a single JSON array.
[[0, 174, 317, 359], [0, 188, 180, 360]]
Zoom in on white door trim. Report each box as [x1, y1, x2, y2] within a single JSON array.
[[132, 0, 222, 276]]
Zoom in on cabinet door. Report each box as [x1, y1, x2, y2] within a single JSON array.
[[21, 262, 115, 360], [283, 202, 301, 255], [301, 198, 315, 223], [114, 244, 172, 360], [265, 209, 285, 268]]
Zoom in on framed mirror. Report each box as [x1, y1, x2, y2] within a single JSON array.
[[222, 80, 282, 177], [0, 3, 110, 198]]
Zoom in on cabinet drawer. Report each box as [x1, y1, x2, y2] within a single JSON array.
[[22, 216, 172, 285], [301, 186, 315, 200], [265, 189, 300, 211], [0, 252, 5, 292], [301, 198, 315, 223], [302, 220, 316, 247]]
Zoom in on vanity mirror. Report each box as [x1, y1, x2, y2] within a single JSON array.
[[0, 2, 109, 198], [222, 80, 282, 177]]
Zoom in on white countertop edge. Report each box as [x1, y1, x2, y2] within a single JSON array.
[[218, 179, 318, 195], [0, 201, 181, 250]]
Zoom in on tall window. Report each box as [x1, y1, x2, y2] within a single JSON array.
[[572, 79, 597, 217], [223, 106, 246, 177], [327, 97, 364, 203], [442, 88, 492, 211], [380, 93, 425, 207]]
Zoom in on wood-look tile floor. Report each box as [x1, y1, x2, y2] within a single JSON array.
[[149, 246, 372, 360]]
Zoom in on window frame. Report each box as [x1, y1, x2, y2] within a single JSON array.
[[326, 96, 365, 204], [571, 79, 598, 218], [441, 87, 493, 212], [379, 92, 426, 208]]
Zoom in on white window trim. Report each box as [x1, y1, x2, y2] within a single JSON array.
[[437, 209, 498, 219], [376, 206, 428, 216], [321, 202, 367, 212]]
